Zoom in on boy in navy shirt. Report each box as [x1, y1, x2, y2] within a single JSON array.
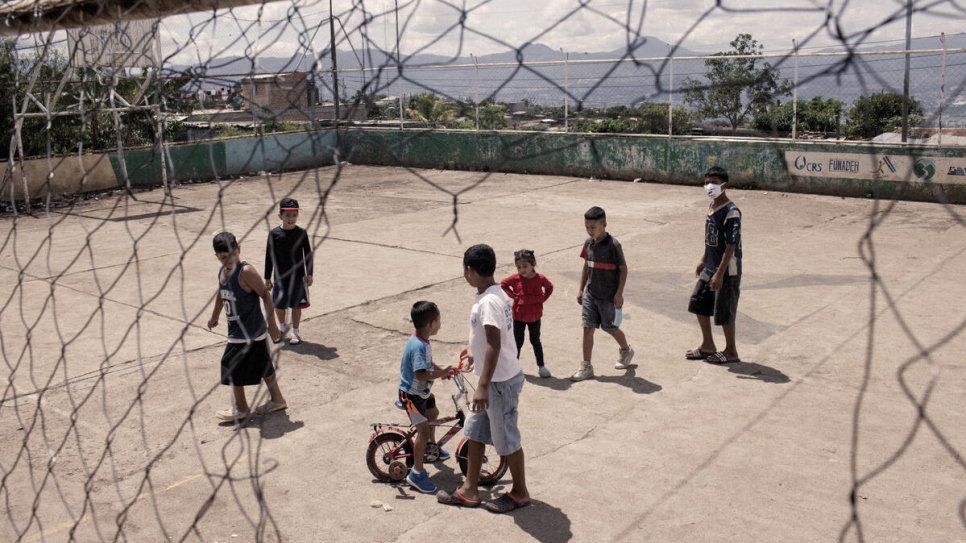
[[686, 166, 743, 364]]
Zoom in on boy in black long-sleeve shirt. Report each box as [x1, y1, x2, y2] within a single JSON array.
[[264, 197, 314, 344]]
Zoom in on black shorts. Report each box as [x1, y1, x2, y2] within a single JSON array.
[[398, 390, 436, 426], [688, 273, 741, 326], [272, 277, 310, 310], [220, 339, 275, 386]]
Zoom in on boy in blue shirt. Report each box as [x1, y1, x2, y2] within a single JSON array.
[[398, 301, 453, 494], [686, 166, 743, 364]]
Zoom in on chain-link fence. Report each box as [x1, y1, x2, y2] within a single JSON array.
[[6, 25, 966, 166], [2, 2, 966, 543]]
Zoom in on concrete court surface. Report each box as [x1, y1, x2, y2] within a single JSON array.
[[0, 165, 964, 543]]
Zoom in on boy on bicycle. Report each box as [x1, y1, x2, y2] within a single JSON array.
[[398, 301, 454, 494]]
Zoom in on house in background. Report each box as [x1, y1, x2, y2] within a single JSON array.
[[235, 71, 366, 122], [239, 72, 319, 113]]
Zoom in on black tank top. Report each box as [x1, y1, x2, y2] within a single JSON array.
[[219, 261, 267, 342]]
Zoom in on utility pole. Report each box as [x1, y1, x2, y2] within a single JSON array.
[[395, 0, 403, 129], [330, 0, 339, 124], [901, 0, 912, 142]]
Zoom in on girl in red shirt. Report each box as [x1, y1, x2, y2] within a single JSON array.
[[500, 250, 554, 378]]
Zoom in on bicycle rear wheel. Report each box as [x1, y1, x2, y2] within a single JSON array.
[[456, 438, 508, 486], [366, 431, 413, 482]]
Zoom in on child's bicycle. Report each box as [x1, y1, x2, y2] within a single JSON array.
[[366, 349, 508, 486]]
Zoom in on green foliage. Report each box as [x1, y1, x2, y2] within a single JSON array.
[[637, 103, 695, 135], [447, 119, 477, 130], [567, 103, 692, 135], [682, 34, 791, 130], [215, 125, 252, 138], [842, 91, 924, 140], [0, 40, 17, 157], [349, 90, 383, 119], [406, 92, 455, 127], [478, 102, 507, 130], [0, 39, 193, 158], [602, 105, 633, 119], [573, 118, 635, 134], [753, 96, 844, 135]]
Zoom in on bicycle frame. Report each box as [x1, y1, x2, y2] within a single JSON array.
[[368, 370, 468, 452], [366, 350, 507, 485]]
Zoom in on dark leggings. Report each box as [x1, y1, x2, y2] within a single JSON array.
[[513, 319, 544, 367]]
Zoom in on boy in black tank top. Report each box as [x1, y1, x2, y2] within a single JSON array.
[[208, 232, 288, 422]]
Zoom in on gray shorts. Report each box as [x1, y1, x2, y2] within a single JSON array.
[[463, 371, 524, 456], [581, 292, 619, 332]]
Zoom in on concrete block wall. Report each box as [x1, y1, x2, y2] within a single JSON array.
[[4, 129, 965, 204]]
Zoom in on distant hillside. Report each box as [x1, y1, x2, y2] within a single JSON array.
[[171, 34, 966, 125]]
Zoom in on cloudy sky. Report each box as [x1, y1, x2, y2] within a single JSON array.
[[152, 0, 965, 65]]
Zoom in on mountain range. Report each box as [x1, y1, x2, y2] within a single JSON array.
[[174, 33, 966, 125]]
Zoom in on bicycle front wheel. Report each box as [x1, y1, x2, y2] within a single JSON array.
[[456, 438, 508, 486], [366, 431, 413, 482]]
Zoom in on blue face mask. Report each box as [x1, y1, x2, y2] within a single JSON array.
[[704, 183, 723, 199]]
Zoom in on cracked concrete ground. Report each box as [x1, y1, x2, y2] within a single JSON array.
[[1, 165, 964, 542]]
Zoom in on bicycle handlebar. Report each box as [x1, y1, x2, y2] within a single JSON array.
[[441, 348, 471, 380]]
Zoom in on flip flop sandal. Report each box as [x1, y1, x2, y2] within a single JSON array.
[[706, 352, 741, 364], [484, 493, 531, 514], [437, 487, 481, 508], [686, 347, 715, 360], [254, 401, 287, 415]]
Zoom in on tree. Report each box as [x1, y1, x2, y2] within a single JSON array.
[[2, 38, 192, 159], [842, 91, 923, 140], [406, 92, 454, 127], [478, 101, 506, 130], [682, 34, 791, 130], [637, 103, 694, 135], [753, 96, 843, 135]]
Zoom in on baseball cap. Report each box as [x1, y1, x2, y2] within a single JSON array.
[[279, 197, 300, 211]]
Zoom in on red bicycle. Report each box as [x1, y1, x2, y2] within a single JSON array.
[[366, 350, 508, 486]]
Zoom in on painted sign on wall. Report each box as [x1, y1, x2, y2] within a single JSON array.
[[784, 151, 966, 185]]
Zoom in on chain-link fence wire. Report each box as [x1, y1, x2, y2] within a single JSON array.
[[2, 1, 966, 541]]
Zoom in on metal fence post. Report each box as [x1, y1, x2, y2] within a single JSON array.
[[940, 33, 946, 148], [560, 48, 568, 132], [667, 44, 673, 137], [792, 39, 799, 140], [472, 53, 479, 131]]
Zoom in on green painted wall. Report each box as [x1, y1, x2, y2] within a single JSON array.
[[108, 131, 338, 185], [342, 130, 966, 203], [84, 128, 966, 204]]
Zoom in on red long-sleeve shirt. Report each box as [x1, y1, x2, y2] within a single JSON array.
[[500, 273, 554, 323]]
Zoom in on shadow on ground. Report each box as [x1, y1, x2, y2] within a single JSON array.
[[704, 359, 790, 384], [286, 341, 339, 361], [525, 365, 661, 394], [514, 500, 573, 542]]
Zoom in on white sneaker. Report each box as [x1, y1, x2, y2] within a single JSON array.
[[570, 361, 594, 381], [275, 323, 291, 344], [615, 347, 635, 369]]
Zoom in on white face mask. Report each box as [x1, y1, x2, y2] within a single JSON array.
[[704, 182, 723, 199]]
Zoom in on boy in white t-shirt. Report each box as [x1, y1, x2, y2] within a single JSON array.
[[437, 244, 531, 514]]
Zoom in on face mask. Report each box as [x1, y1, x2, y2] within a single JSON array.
[[704, 183, 722, 199]]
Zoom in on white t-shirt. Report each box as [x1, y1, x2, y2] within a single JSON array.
[[468, 284, 523, 383]]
